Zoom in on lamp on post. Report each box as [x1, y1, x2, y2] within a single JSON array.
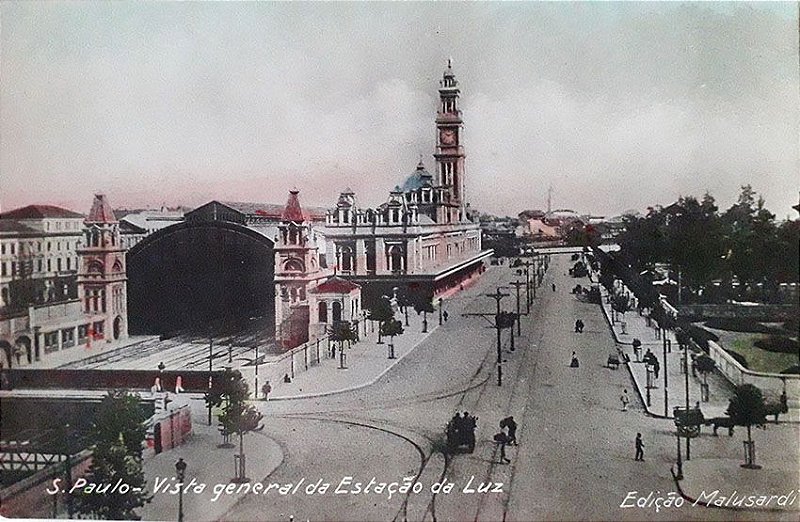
[[207, 334, 213, 426], [175, 458, 187, 522]]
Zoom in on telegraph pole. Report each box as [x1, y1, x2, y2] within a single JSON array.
[[509, 280, 525, 335], [485, 288, 510, 386], [517, 260, 535, 308]]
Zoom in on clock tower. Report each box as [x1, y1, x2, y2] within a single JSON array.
[[434, 59, 467, 223]]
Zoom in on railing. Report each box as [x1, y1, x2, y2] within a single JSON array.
[[706, 339, 799, 405], [258, 335, 332, 387]]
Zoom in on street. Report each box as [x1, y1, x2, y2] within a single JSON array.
[[182, 257, 795, 521]]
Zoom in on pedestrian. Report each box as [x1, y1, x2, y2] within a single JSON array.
[[443, 310, 449, 322], [620, 389, 629, 411], [635, 433, 644, 461], [575, 320, 581, 333], [570, 352, 579, 368], [493, 431, 511, 463], [653, 359, 660, 379], [632, 339, 642, 362], [500, 416, 518, 445], [158, 361, 165, 372], [283, 373, 291, 383], [262, 381, 272, 400], [552, 283, 556, 292]]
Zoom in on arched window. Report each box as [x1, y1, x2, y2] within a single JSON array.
[[339, 246, 354, 272], [318, 301, 328, 323], [112, 259, 123, 272], [388, 245, 404, 273], [284, 258, 304, 272], [88, 261, 104, 273], [332, 301, 342, 322]]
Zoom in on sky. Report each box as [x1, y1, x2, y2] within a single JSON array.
[[1, 1, 798, 219]]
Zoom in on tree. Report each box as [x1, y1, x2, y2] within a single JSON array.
[[365, 296, 394, 344], [694, 354, 716, 402], [611, 293, 631, 323], [207, 369, 263, 481], [414, 299, 435, 333], [380, 319, 404, 359], [327, 320, 358, 359], [727, 384, 766, 469], [694, 355, 716, 386], [395, 289, 413, 326], [72, 390, 151, 520], [722, 186, 778, 300]]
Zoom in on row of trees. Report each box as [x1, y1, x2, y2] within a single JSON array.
[[617, 185, 799, 303]]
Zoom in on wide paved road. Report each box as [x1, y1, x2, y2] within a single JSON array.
[[221, 256, 790, 521]]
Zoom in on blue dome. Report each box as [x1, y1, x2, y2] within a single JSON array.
[[400, 160, 433, 192]]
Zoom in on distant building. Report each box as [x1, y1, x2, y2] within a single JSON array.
[[0, 195, 128, 367], [116, 207, 187, 250]]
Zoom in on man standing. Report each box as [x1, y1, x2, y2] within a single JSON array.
[[620, 389, 630, 411], [635, 433, 644, 461]]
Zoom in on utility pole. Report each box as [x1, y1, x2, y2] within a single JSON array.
[[684, 339, 691, 460], [517, 260, 535, 307], [485, 287, 510, 386], [509, 280, 525, 335]]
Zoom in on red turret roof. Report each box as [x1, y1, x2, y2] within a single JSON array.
[[308, 276, 360, 294], [0, 204, 83, 220], [86, 194, 118, 223], [282, 189, 307, 222]]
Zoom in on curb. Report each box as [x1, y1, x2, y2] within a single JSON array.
[[268, 324, 437, 401], [598, 293, 672, 420]]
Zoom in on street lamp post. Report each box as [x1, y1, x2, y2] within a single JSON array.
[[645, 363, 653, 407], [208, 335, 213, 426], [663, 336, 669, 417], [438, 298, 443, 325], [175, 458, 187, 522], [684, 338, 691, 460]]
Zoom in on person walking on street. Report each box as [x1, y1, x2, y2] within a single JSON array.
[[501, 416, 518, 445], [570, 352, 579, 368], [443, 310, 449, 322], [620, 389, 629, 411], [494, 431, 511, 464], [552, 283, 556, 292], [635, 433, 644, 461]]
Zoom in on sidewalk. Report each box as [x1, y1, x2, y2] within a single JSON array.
[[139, 396, 283, 522], [596, 277, 800, 422], [594, 273, 800, 513], [260, 265, 504, 401]]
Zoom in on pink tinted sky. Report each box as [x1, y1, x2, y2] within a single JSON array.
[[2, 2, 798, 218]]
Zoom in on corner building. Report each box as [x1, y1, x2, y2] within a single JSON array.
[[322, 62, 492, 307]]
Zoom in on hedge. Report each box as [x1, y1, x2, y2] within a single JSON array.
[[753, 336, 800, 355], [704, 318, 771, 334]]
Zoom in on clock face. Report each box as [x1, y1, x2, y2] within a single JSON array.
[[440, 129, 456, 145]]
